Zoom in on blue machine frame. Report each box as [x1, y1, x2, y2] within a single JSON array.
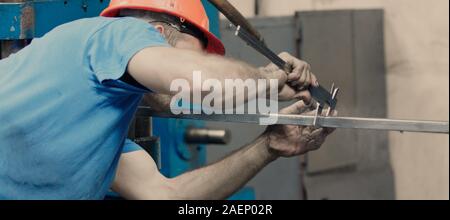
[[0, 0, 220, 40], [0, 0, 109, 40], [0, 0, 254, 200]]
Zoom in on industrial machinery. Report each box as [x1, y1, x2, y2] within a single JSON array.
[[0, 0, 254, 200]]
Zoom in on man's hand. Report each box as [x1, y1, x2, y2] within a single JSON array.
[[259, 52, 318, 103], [114, 100, 337, 200], [265, 101, 336, 158]]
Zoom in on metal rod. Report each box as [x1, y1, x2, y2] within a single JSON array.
[[235, 25, 338, 109], [136, 108, 449, 134]]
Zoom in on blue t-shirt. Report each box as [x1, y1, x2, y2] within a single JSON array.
[[0, 17, 169, 199]]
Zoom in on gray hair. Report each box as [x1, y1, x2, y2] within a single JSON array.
[[119, 9, 185, 46]]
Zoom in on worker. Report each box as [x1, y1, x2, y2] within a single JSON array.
[[0, 0, 335, 200]]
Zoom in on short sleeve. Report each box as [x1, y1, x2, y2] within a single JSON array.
[[122, 139, 144, 154], [86, 17, 170, 93]]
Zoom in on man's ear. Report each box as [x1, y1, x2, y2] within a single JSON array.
[[153, 24, 165, 34]]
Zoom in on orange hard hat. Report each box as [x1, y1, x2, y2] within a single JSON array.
[[101, 0, 225, 55]]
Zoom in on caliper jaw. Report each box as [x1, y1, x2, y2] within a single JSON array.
[[311, 83, 340, 126]]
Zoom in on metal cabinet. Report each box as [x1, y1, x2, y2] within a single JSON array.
[[218, 9, 394, 199]]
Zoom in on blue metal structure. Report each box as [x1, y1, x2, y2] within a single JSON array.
[[0, 0, 109, 40], [0, 0, 254, 200], [0, 0, 219, 40]]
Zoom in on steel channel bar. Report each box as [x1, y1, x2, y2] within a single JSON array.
[[275, 114, 449, 134], [136, 108, 449, 134]]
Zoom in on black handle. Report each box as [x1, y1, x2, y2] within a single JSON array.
[[235, 26, 337, 108]]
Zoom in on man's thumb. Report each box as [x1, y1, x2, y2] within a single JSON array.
[[280, 101, 309, 114]]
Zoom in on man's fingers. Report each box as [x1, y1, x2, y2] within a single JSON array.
[[307, 139, 325, 151], [275, 69, 288, 83], [298, 66, 308, 87], [302, 126, 315, 136], [301, 104, 318, 115], [311, 73, 319, 87], [309, 114, 337, 137], [323, 110, 338, 135], [265, 62, 279, 71], [276, 52, 319, 103], [331, 109, 338, 117], [298, 127, 326, 151], [287, 62, 303, 83], [278, 52, 313, 84], [288, 71, 301, 82], [278, 51, 293, 61], [303, 109, 338, 135], [310, 127, 326, 137], [279, 101, 309, 114], [293, 91, 312, 104], [278, 85, 296, 101], [305, 70, 312, 88], [308, 101, 318, 111]]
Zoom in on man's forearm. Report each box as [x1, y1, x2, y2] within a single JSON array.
[[130, 48, 263, 92], [129, 47, 282, 107], [167, 134, 277, 200]]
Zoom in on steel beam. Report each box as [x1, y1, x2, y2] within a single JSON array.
[[137, 107, 449, 134]]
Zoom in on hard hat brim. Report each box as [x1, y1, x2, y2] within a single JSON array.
[[101, 5, 226, 56]]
